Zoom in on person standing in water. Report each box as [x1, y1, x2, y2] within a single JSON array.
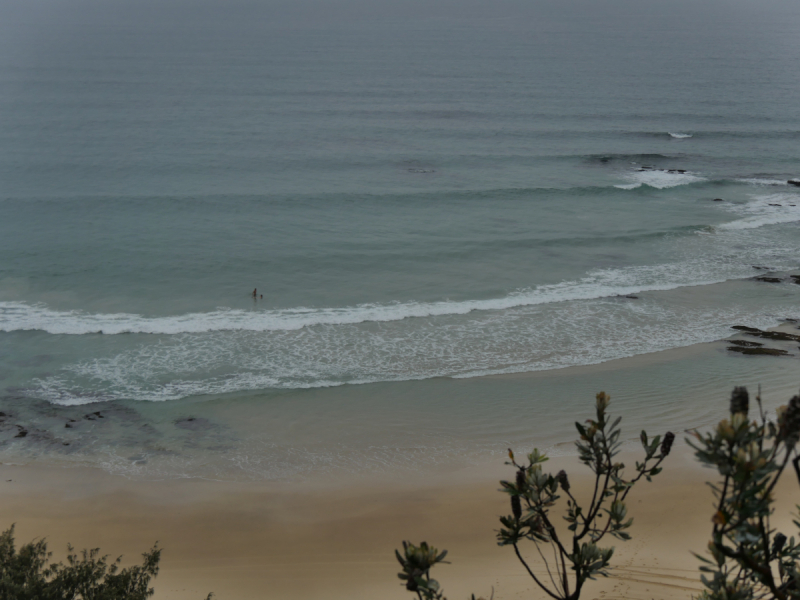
[[253, 288, 257, 298]]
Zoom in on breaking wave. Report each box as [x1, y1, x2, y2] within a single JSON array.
[[614, 169, 706, 190]]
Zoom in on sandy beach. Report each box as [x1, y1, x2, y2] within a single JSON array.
[[3, 3, 800, 598], [1, 335, 799, 600], [1, 435, 797, 600]]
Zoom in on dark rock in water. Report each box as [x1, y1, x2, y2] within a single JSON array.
[[728, 340, 764, 348], [625, 295, 638, 299], [83, 411, 104, 421], [735, 325, 800, 342], [667, 169, 687, 174], [768, 203, 782, 207], [754, 276, 783, 283], [14, 427, 27, 438], [754, 330, 800, 342], [728, 346, 790, 356], [175, 417, 214, 431], [752, 265, 770, 270], [713, 198, 724, 202], [790, 275, 800, 285], [788, 179, 800, 186]]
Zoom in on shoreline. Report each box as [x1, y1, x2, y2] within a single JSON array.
[[2, 321, 799, 484]]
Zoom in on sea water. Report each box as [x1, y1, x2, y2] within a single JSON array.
[[1, 0, 799, 480]]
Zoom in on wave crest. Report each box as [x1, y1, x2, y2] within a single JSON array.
[[615, 169, 706, 190]]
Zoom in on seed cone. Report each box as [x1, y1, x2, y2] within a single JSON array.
[[511, 495, 522, 520], [779, 395, 800, 446], [661, 431, 675, 456], [557, 469, 570, 492], [730, 386, 749, 417]]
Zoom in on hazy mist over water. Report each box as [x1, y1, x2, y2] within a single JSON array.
[[1, 0, 799, 478]]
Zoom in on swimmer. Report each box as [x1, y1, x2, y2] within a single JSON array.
[[260, 295, 263, 299], [253, 288, 257, 298]]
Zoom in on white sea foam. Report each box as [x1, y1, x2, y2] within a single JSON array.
[[0, 271, 745, 335], [668, 132, 693, 139], [717, 193, 800, 230], [614, 169, 705, 190], [25, 298, 800, 405], [736, 178, 788, 186]]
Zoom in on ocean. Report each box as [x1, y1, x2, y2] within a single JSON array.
[[1, 0, 799, 480]]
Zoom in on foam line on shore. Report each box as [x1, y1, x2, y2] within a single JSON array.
[[23, 299, 800, 404]]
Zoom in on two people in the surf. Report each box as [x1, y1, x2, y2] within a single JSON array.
[[253, 288, 262, 299]]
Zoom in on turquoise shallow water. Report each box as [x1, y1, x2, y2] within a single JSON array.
[[1, 0, 799, 478]]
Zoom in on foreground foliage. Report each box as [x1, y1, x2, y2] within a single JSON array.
[[497, 392, 673, 600], [397, 392, 673, 600], [691, 387, 800, 600], [0, 525, 161, 600], [397, 387, 800, 600], [395, 541, 487, 600]]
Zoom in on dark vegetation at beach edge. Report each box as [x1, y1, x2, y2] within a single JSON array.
[[0, 529, 212, 599]]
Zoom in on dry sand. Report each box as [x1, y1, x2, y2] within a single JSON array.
[[1, 440, 797, 600]]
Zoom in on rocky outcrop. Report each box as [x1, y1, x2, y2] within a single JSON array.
[[727, 346, 791, 356], [731, 325, 800, 342], [732, 325, 761, 333], [728, 340, 764, 348]]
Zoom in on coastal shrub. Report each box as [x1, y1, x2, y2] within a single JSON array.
[[691, 387, 800, 600], [396, 387, 800, 600], [0, 526, 212, 600], [395, 541, 487, 600], [396, 392, 673, 600]]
